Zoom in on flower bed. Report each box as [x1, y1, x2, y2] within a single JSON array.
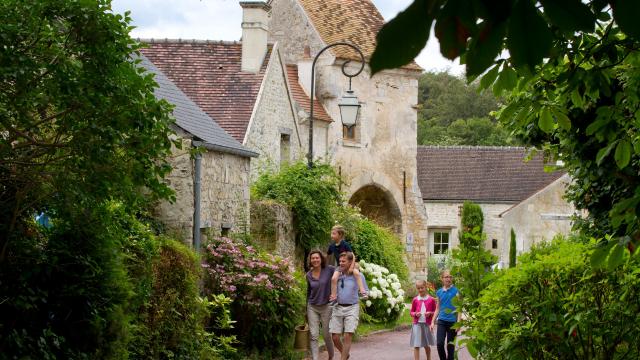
[[360, 260, 405, 323], [202, 237, 304, 355]]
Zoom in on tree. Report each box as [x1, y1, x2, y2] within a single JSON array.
[[0, 0, 176, 357], [0, 0, 176, 254], [371, 0, 640, 257], [509, 228, 517, 267], [417, 71, 513, 146], [418, 71, 500, 126]]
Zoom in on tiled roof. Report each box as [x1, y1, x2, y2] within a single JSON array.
[[285, 64, 332, 122], [137, 54, 257, 158], [297, 0, 421, 71], [417, 146, 564, 202], [140, 39, 272, 142]]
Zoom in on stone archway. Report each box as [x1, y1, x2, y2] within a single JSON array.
[[349, 184, 403, 234]]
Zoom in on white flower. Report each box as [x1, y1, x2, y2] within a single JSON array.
[[372, 278, 378, 284], [366, 300, 372, 307], [387, 308, 391, 314], [382, 268, 389, 274]]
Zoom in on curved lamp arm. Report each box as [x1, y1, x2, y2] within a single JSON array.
[[308, 42, 365, 169]]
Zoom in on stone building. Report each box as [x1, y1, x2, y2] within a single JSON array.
[[416, 146, 574, 265], [267, 0, 430, 276], [139, 55, 258, 244], [500, 174, 576, 265], [140, 2, 307, 180]]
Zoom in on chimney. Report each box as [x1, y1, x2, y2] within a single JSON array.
[[297, 45, 313, 96], [240, 1, 271, 73]]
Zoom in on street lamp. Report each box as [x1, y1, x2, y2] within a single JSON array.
[[308, 42, 365, 168]]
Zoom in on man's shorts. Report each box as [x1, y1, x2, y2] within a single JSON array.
[[329, 303, 359, 334]]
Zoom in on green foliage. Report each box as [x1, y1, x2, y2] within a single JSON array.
[[128, 238, 225, 360], [334, 205, 409, 281], [373, 1, 640, 254], [495, 25, 640, 253], [202, 237, 305, 356], [251, 161, 341, 250], [466, 238, 640, 359], [426, 253, 455, 290], [0, 204, 133, 359], [417, 72, 512, 146], [0, 0, 176, 251], [460, 201, 484, 247], [451, 227, 497, 313], [509, 228, 517, 268], [372, 0, 640, 77]]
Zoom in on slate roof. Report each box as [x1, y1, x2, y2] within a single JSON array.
[[140, 39, 272, 142], [417, 146, 564, 202], [297, 0, 421, 71], [285, 64, 332, 123], [137, 54, 257, 158]]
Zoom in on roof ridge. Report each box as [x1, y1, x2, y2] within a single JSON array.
[[137, 38, 241, 45], [417, 145, 528, 150]]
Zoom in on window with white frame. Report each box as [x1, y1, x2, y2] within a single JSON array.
[[433, 230, 450, 255]]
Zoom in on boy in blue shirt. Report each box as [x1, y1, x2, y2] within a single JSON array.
[[430, 270, 460, 360], [327, 225, 353, 265]]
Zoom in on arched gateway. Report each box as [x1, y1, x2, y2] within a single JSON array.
[[349, 184, 403, 234]]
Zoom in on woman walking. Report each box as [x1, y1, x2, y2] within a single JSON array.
[[306, 250, 335, 360]]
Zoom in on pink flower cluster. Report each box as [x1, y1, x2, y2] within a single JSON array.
[[202, 237, 297, 300]]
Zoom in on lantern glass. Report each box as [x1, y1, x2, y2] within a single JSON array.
[[338, 90, 360, 128]]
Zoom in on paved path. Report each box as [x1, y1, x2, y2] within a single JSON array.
[[313, 328, 473, 360]]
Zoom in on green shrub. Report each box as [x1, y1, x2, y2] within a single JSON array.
[[251, 161, 341, 250], [128, 237, 228, 360], [460, 201, 484, 247], [509, 228, 517, 268], [466, 238, 640, 359], [451, 227, 497, 312], [202, 237, 305, 356], [0, 204, 132, 359], [335, 205, 409, 282], [425, 253, 455, 290]]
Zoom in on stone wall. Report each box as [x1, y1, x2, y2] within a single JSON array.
[[154, 136, 252, 245], [501, 175, 576, 264], [154, 137, 195, 242], [244, 44, 303, 180], [199, 149, 252, 241], [268, 0, 429, 278], [268, 0, 328, 64], [250, 200, 304, 268]]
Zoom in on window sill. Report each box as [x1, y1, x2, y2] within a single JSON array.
[[342, 140, 362, 148]]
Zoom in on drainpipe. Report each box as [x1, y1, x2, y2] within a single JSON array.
[[193, 151, 202, 252]]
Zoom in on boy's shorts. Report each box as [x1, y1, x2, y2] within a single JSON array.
[[329, 303, 359, 334]]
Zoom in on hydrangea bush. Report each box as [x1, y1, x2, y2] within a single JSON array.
[[202, 237, 305, 356], [360, 260, 405, 323]]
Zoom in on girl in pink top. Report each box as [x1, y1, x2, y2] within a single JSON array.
[[409, 280, 436, 360]]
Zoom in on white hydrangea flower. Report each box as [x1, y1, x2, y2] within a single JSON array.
[[366, 300, 372, 307]]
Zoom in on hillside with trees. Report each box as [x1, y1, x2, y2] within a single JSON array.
[[417, 71, 515, 146]]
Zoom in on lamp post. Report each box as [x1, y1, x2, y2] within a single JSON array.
[[308, 42, 365, 168]]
